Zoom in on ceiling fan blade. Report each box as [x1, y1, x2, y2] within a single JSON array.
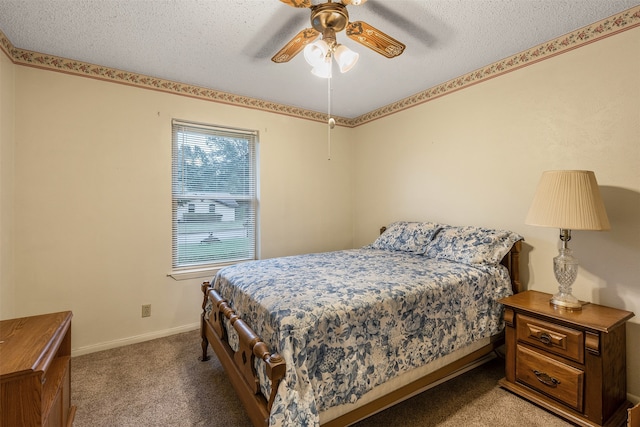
[[346, 21, 406, 58], [279, 0, 312, 8], [271, 28, 320, 63]]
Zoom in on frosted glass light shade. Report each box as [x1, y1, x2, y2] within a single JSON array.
[[310, 58, 332, 78], [304, 40, 330, 67], [525, 170, 610, 231], [334, 44, 359, 73]]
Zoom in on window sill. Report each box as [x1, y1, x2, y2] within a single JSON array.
[[168, 267, 220, 281], [168, 259, 252, 281]]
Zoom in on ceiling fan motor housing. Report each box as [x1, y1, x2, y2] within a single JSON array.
[[310, 3, 349, 33]]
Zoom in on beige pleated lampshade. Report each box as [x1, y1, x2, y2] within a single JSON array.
[[525, 170, 611, 230]]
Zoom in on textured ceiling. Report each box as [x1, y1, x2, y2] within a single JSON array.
[[0, 0, 638, 119]]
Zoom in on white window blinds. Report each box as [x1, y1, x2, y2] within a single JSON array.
[[172, 120, 257, 269]]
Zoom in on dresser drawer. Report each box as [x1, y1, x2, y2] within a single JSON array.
[[516, 314, 584, 363], [516, 345, 584, 411]]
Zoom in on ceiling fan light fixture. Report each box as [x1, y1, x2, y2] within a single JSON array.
[[304, 39, 330, 67], [334, 44, 359, 73], [272, 0, 404, 65], [310, 57, 332, 78]]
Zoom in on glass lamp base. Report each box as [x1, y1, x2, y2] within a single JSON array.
[[550, 291, 583, 310], [552, 244, 582, 310]]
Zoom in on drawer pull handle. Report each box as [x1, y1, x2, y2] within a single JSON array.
[[538, 332, 552, 345], [533, 370, 560, 387]]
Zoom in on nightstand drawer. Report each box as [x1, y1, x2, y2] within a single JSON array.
[[516, 314, 584, 363], [516, 345, 584, 411]]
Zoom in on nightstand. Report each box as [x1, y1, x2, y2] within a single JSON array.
[[0, 311, 76, 427], [498, 290, 634, 427]]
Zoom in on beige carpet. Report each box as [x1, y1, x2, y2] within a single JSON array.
[[71, 329, 573, 426]]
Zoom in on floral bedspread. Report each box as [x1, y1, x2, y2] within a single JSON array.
[[207, 248, 513, 427]]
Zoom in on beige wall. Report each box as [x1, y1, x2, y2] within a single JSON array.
[[352, 27, 640, 399], [0, 51, 15, 319], [7, 66, 353, 353], [2, 24, 638, 399]]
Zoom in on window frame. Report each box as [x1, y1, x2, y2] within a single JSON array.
[[169, 119, 258, 279]]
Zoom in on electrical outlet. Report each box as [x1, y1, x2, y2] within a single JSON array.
[[141, 304, 151, 318]]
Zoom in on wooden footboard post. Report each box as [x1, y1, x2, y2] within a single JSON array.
[[255, 343, 286, 411], [200, 282, 211, 362]]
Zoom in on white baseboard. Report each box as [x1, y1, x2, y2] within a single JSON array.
[[629, 393, 640, 405], [71, 322, 200, 357]]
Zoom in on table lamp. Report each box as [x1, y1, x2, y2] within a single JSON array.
[[525, 170, 610, 309]]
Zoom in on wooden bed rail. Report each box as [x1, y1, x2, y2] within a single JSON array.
[[201, 282, 286, 413]]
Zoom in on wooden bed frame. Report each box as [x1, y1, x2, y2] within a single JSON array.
[[200, 238, 522, 427]]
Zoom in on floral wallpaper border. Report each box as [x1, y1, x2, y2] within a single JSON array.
[[1, 5, 639, 128]]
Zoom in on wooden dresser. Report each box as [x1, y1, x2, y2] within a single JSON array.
[[499, 291, 634, 427], [0, 311, 76, 427]]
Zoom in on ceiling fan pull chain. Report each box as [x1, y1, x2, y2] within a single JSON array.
[[327, 120, 331, 160], [327, 72, 332, 160]]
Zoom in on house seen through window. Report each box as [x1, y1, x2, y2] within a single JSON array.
[[172, 120, 258, 269]]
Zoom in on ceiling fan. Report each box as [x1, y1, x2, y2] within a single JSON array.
[[271, 0, 406, 74]]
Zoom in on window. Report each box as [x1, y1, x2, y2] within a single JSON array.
[[172, 120, 258, 270]]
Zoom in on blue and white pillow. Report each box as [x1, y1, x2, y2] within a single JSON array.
[[425, 225, 523, 265], [367, 221, 442, 255]]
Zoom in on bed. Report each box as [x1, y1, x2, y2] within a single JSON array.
[[200, 221, 523, 427]]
